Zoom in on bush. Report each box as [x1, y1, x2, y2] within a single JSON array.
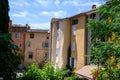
[[18, 62, 73, 80]]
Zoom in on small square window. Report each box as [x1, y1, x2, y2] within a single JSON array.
[[28, 52, 33, 59], [14, 33, 20, 38], [47, 37, 49, 39], [72, 19, 78, 25], [42, 42, 49, 48], [30, 33, 34, 38]]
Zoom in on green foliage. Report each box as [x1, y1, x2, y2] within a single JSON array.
[[65, 74, 82, 80], [18, 63, 41, 80], [87, 0, 120, 79], [19, 62, 72, 80], [0, 33, 22, 80]]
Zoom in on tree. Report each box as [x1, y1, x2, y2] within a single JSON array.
[[0, 0, 21, 80], [18, 62, 72, 80], [87, 0, 120, 80]]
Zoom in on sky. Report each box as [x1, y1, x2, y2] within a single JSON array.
[[9, 0, 105, 29]]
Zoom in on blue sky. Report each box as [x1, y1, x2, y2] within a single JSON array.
[[9, 0, 105, 29]]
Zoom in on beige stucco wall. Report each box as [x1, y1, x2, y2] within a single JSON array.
[[76, 16, 86, 70], [57, 19, 70, 69], [71, 15, 86, 70], [50, 18, 70, 69], [24, 32, 49, 68], [50, 23, 57, 64]]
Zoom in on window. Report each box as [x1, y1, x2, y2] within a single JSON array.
[[42, 43, 45, 48], [45, 42, 49, 48], [70, 57, 76, 68], [47, 37, 49, 39], [27, 41, 31, 47], [19, 42, 22, 48], [56, 48, 59, 57], [30, 33, 34, 38], [90, 13, 96, 19], [56, 63, 59, 69], [14, 33, 20, 38], [56, 21, 59, 30], [45, 53, 49, 59], [72, 19, 78, 25], [72, 26, 76, 35], [42, 42, 49, 48], [28, 52, 33, 59], [72, 41, 76, 51]]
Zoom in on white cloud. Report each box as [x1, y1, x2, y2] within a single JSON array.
[[12, 11, 28, 18], [10, 0, 30, 7], [40, 11, 50, 16], [55, 0, 60, 6], [40, 10, 67, 18], [36, 0, 51, 7], [30, 22, 50, 29], [62, 1, 80, 7], [81, 2, 102, 7], [53, 10, 67, 18], [62, 0, 102, 8]]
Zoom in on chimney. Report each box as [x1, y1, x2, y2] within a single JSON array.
[[92, 4, 96, 9], [26, 24, 30, 30]]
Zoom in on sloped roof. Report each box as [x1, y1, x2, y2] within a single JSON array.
[[27, 29, 49, 33], [75, 65, 97, 79]]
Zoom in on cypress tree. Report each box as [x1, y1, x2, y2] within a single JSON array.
[[0, 0, 21, 80]]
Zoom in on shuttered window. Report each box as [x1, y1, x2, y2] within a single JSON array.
[[70, 57, 76, 68], [72, 41, 76, 51], [72, 25, 76, 35]]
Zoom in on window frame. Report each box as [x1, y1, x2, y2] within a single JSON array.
[[72, 25, 76, 35], [28, 52, 33, 59], [30, 33, 34, 39], [72, 19, 78, 25], [14, 32, 20, 39], [72, 41, 76, 51]]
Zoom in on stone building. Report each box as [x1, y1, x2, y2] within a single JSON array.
[[9, 20, 30, 68], [50, 5, 99, 71], [50, 18, 71, 69], [24, 29, 49, 68]]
